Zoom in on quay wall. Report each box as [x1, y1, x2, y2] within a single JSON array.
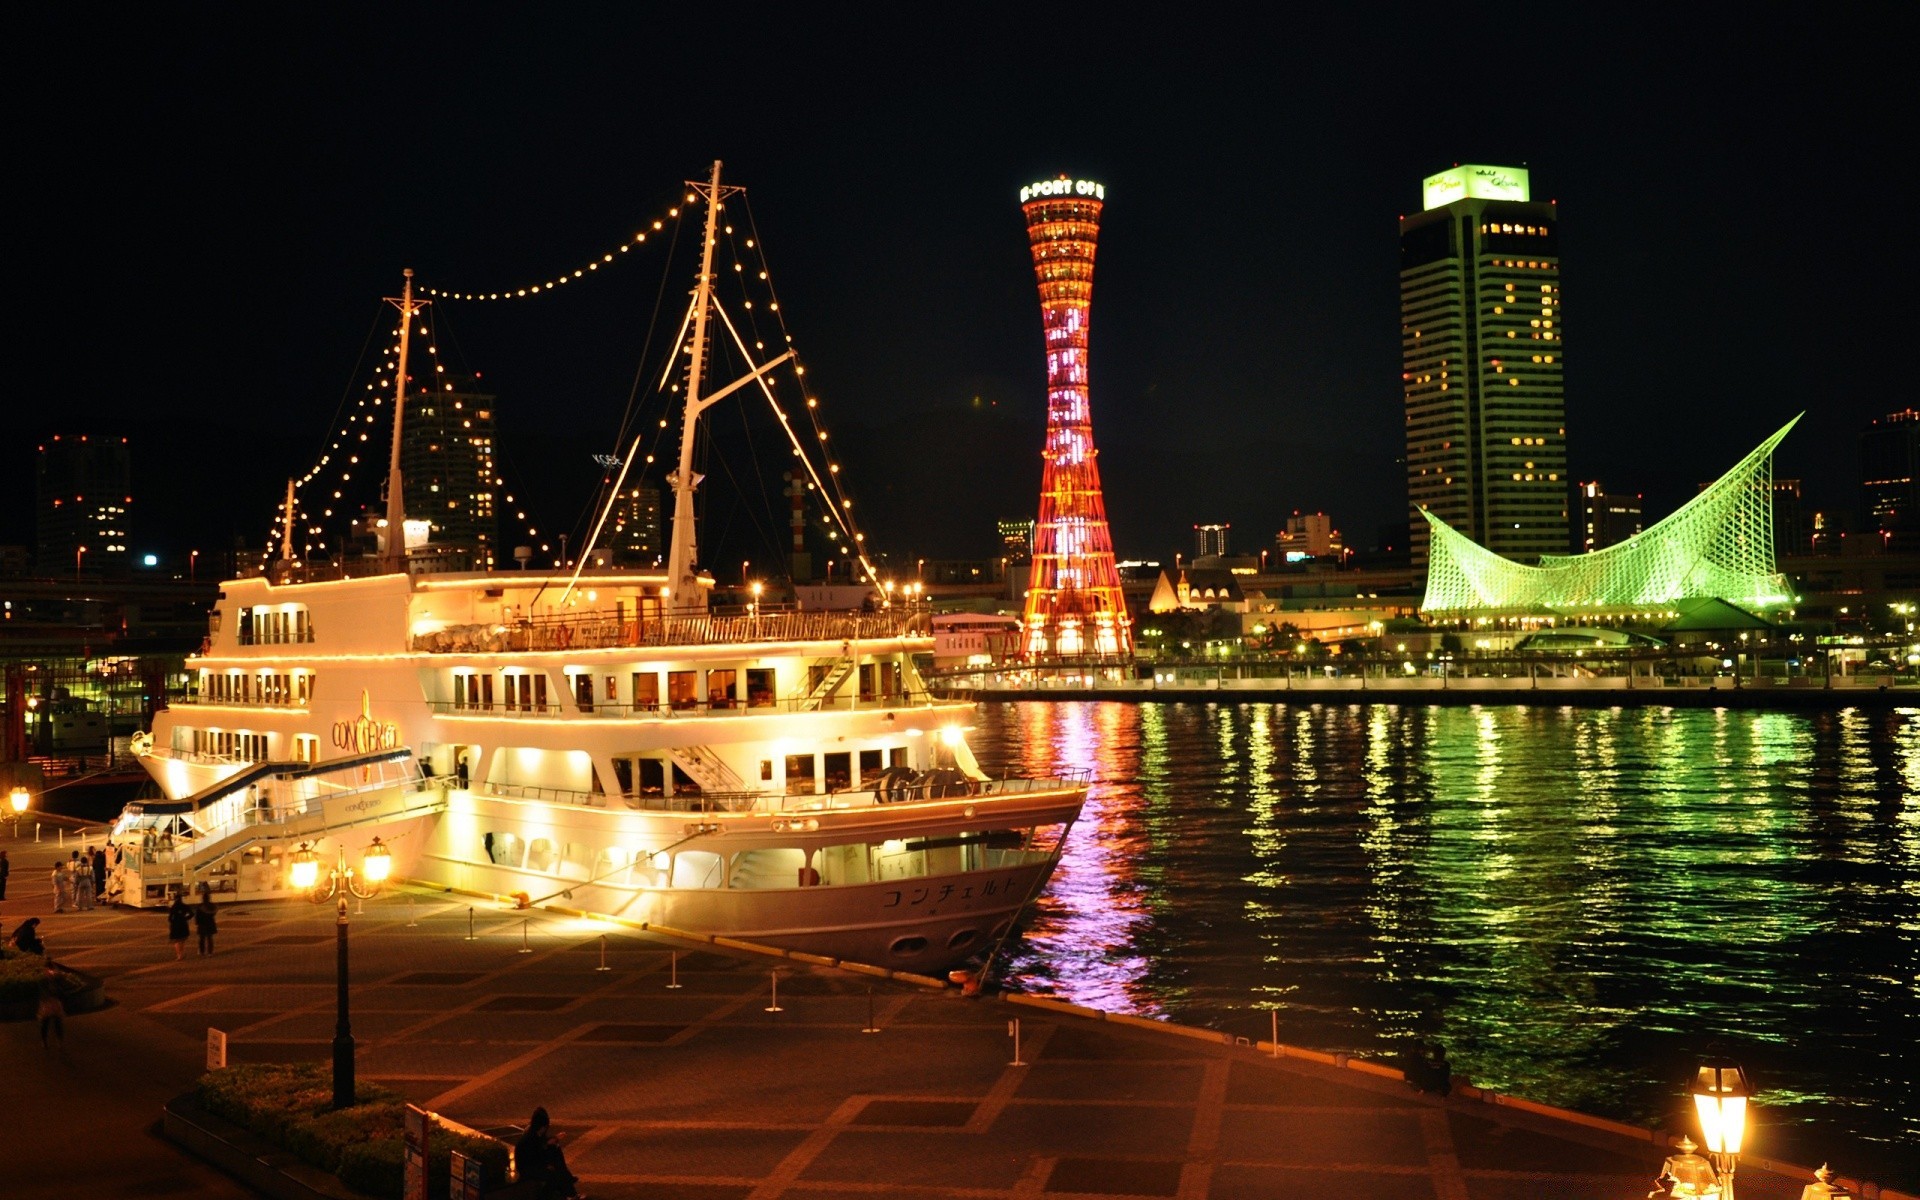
[[938, 675, 1920, 709]]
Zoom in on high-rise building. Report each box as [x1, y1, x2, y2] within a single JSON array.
[[1861, 408, 1919, 545], [997, 519, 1034, 563], [36, 435, 131, 578], [400, 376, 498, 567], [1401, 164, 1568, 574], [1017, 176, 1131, 659], [1276, 512, 1344, 561], [1193, 523, 1230, 557], [1574, 481, 1643, 552], [609, 482, 663, 565]]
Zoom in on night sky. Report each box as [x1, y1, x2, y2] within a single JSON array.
[[9, 9, 1903, 573]]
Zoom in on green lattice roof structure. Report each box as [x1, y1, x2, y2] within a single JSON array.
[[1421, 416, 1800, 615]]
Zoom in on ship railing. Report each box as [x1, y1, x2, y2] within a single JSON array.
[[410, 607, 930, 654], [125, 771, 442, 868], [470, 768, 1089, 817], [426, 690, 955, 719]]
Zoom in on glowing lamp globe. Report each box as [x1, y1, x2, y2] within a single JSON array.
[[361, 838, 392, 884], [8, 786, 28, 814], [290, 844, 321, 890], [1692, 1057, 1752, 1155]]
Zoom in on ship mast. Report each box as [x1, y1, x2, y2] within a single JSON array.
[[383, 269, 428, 575], [665, 161, 731, 613]]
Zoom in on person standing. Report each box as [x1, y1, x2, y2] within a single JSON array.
[[167, 894, 192, 960], [193, 890, 218, 956], [0, 849, 10, 900], [51, 862, 72, 913], [91, 846, 107, 897], [75, 859, 95, 912]]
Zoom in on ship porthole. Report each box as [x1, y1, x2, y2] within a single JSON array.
[[946, 928, 980, 951], [889, 935, 929, 957]]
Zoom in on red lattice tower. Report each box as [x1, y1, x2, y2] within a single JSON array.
[[1018, 177, 1132, 660]]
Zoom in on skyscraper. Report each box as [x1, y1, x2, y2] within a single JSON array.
[[400, 376, 498, 567], [609, 482, 663, 565], [1860, 408, 1919, 545], [36, 435, 131, 578], [1402, 164, 1568, 574], [1574, 481, 1643, 552], [1193, 523, 1230, 558], [1017, 176, 1131, 659]]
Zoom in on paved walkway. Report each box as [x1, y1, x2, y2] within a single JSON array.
[[3, 828, 1898, 1199]]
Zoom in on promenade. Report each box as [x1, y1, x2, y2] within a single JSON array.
[[5, 827, 1909, 1200]]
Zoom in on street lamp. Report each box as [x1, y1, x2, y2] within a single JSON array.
[[292, 838, 393, 901], [332, 895, 354, 1109], [1693, 1056, 1752, 1199], [190, 549, 199, 581], [750, 580, 764, 619], [5, 785, 29, 835], [75, 546, 87, 580]]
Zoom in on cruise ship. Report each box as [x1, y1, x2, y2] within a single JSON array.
[[113, 162, 1089, 974]]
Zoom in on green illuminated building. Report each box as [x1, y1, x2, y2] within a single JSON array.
[[1421, 417, 1799, 615]]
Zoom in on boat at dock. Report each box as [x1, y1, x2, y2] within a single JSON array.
[[114, 161, 1089, 974]]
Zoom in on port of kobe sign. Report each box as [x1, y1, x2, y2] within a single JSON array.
[[1020, 178, 1105, 203]]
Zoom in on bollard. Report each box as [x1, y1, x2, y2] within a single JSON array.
[[518, 918, 533, 954], [356, 894, 364, 916], [596, 934, 611, 972], [1271, 1010, 1279, 1059], [665, 950, 682, 989], [765, 970, 784, 1013], [1008, 1018, 1026, 1066], [59, 828, 64, 848], [465, 906, 476, 942], [406, 897, 418, 928], [35, 822, 41, 842], [862, 986, 880, 1035]]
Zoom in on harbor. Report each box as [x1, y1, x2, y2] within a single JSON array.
[[7, 827, 1910, 1200]]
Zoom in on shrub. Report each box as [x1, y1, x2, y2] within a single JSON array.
[[1, 946, 94, 1006], [196, 1064, 509, 1199]]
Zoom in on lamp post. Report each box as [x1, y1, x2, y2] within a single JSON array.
[[291, 838, 392, 902], [5, 785, 28, 836], [1693, 1056, 1752, 1199], [332, 895, 354, 1109], [75, 545, 86, 581], [190, 549, 199, 581]]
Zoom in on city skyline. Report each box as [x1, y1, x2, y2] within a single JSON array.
[[6, 10, 1901, 571]]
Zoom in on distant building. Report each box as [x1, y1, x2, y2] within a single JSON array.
[[608, 482, 663, 565], [1401, 164, 1568, 573], [997, 519, 1034, 563], [1275, 512, 1344, 561], [36, 434, 131, 579], [1148, 567, 1246, 613], [1574, 481, 1643, 552], [1861, 408, 1919, 546], [1193, 523, 1230, 557], [1770, 478, 1808, 558], [401, 377, 498, 567]]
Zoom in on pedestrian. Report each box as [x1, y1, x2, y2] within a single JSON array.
[[37, 966, 66, 1048], [75, 860, 95, 911], [193, 890, 218, 956], [51, 863, 72, 913], [514, 1107, 582, 1200], [10, 916, 46, 956], [92, 846, 107, 896], [0, 848, 10, 900], [167, 894, 192, 960]]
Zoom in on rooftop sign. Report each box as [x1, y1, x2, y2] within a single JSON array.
[[1020, 178, 1105, 203], [1422, 165, 1530, 211]]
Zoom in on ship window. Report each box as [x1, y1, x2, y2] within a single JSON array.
[[625, 850, 666, 887], [667, 671, 697, 710], [728, 847, 807, 889], [594, 847, 628, 881], [487, 832, 523, 867], [573, 673, 594, 712], [886, 745, 910, 769], [670, 764, 702, 798], [707, 669, 737, 709], [671, 850, 723, 889], [823, 751, 852, 793], [785, 754, 816, 795], [631, 672, 660, 711], [558, 842, 592, 881], [946, 928, 981, 951], [888, 936, 929, 958], [746, 668, 775, 707], [525, 838, 555, 873], [637, 759, 665, 798], [858, 749, 883, 783], [760, 760, 773, 782]]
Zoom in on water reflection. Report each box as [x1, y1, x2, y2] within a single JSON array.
[[979, 701, 1920, 1185]]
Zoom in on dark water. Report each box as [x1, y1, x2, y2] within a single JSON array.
[[975, 700, 1920, 1187]]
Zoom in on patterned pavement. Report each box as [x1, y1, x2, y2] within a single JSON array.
[[3, 828, 1859, 1199]]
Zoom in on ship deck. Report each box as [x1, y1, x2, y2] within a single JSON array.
[[10, 828, 1907, 1200]]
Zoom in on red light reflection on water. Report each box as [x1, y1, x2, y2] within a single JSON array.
[[995, 701, 1158, 1013]]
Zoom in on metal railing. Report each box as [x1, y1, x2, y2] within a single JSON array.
[[411, 607, 930, 654], [427, 689, 949, 719], [468, 767, 1091, 817]]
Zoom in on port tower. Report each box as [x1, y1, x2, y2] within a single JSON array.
[[1017, 176, 1132, 660]]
